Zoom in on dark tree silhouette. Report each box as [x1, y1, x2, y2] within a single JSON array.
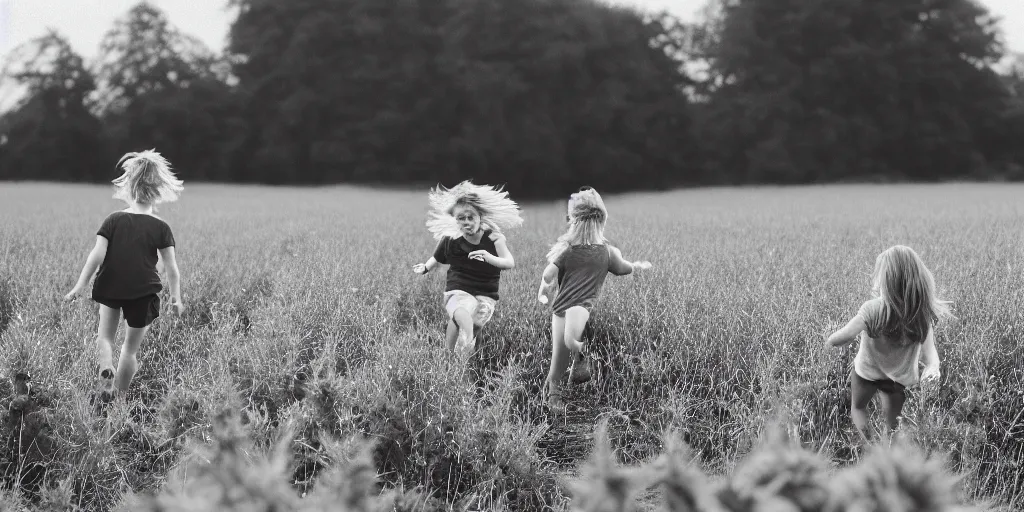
[[1, 0, 1021, 191], [0, 31, 109, 181], [696, 0, 1012, 184], [96, 1, 242, 180]]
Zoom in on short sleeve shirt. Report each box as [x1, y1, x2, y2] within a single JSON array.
[[853, 298, 924, 386], [92, 211, 175, 300], [432, 231, 501, 300], [549, 244, 612, 315]]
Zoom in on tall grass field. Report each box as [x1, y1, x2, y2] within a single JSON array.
[[0, 182, 1021, 511]]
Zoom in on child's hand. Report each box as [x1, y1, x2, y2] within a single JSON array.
[[412, 263, 428, 275], [538, 292, 549, 304], [63, 287, 82, 302], [921, 365, 941, 384], [468, 250, 492, 264], [822, 321, 841, 341], [633, 261, 652, 271]]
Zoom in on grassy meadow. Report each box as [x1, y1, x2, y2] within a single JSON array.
[[0, 181, 1022, 511]]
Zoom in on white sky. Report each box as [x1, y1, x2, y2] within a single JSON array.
[[0, 0, 1021, 71]]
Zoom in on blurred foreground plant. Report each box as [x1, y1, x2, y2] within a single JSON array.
[[114, 408, 431, 512], [565, 420, 981, 512]]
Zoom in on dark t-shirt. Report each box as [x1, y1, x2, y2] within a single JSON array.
[[92, 211, 175, 300], [550, 244, 612, 315], [432, 230, 502, 300]]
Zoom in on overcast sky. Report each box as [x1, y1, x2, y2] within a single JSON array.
[[0, 0, 1021, 67]]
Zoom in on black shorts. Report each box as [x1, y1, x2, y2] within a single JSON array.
[[93, 294, 161, 328], [850, 368, 906, 395]]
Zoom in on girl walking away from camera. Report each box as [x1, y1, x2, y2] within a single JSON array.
[[65, 150, 185, 414], [826, 245, 950, 442], [412, 181, 523, 358], [538, 187, 651, 412]]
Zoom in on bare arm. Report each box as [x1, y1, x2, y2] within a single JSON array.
[[607, 246, 651, 276], [826, 315, 866, 347], [159, 246, 184, 313], [413, 257, 441, 275], [468, 232, 514, 269], [538, 263, 559, 303], [488, 233, 515, 269], [920, 328, 941, 381], [65, 236, 108, 299]]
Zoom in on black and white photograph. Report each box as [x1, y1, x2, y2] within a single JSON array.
[[0, 0, 1023, 510]]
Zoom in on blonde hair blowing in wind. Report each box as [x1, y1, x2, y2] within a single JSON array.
[[425, 180, 524, 241], [546, 188, 608, 264], [111, 150, 184, 205], [871, 245, 953, 344]]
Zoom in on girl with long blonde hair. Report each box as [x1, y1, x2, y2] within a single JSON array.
[[413, 180, 523, 358], [826, 245, 951, 441], [65, 150, 185, 414], [538, 187, 651, 412]]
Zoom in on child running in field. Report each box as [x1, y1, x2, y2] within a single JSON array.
[[412, 181, 523, 357], [65, 150, 185, 413], [826, 245, 950, 442], [538, 187, 651, 412]]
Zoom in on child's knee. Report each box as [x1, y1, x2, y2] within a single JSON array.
[[453, 308, 474, 326]]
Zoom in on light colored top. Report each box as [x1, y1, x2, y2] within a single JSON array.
[[853, 298, 926, 386]]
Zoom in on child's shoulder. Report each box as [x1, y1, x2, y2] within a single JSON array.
[[102, 210, 128, 223], [857, 297, 884, 319], [108, 210, 171, 226]]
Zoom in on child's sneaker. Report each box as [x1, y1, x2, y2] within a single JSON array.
[[570, 352, 592, 384]]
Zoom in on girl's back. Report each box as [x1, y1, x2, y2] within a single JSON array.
[[94, 211, 175, 300], [855, 297, 926, 386], [550, 244, 611, 315]]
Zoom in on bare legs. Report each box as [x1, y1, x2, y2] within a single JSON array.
[[95, 304, 149, 395], [850, 370, 905, 442], [95, 305, 120, 376], [546, 314, 570, 404], [448, 308, 475, 355], [115, 326, 148, 391], [545, 306, 590, 409]]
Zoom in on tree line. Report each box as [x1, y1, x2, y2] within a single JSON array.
[[1, 0, 1022, 198]]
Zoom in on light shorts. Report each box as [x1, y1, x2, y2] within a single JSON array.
[[553, 299, 595, 318], [443, 290, 497, 327]]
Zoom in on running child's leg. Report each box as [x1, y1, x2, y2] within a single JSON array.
[[563, 306, 590, 354], [546, 314, 571, 401], [115, 325, 149, 392], [96, 305, 120, 374], [564, 306, 592, 383], [469, 296, 496, 346], [850, 370, 879, 442], [451, 308, 475, 353], [445, 318, 459, 350], [878, 386, 906, 433], [443, 292, 476, 353]]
